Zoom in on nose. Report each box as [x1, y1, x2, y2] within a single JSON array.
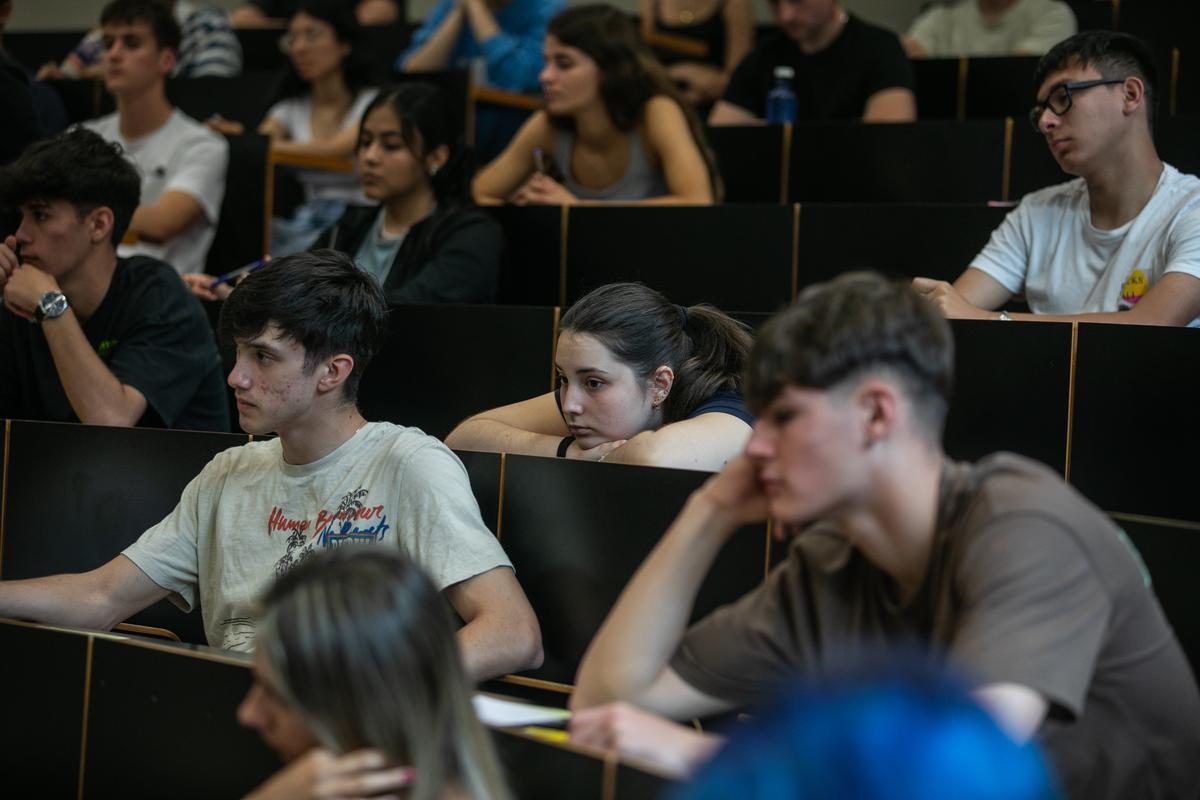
[[539, 64, 554, 87], [1037, 107, 1057, 134], [560, 383, 584, 416], [15, 216, 34, 245], [236, 684, 263, 730], [743, 420, 776, 460], [227, 357, 251, 390]]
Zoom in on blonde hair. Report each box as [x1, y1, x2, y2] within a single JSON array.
[[257, 547, 511, 800]]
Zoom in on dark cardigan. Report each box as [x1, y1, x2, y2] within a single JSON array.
[[312, 204, 503, 304]]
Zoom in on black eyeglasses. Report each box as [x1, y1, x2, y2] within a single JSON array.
[[1028, 78, 1126, 132]]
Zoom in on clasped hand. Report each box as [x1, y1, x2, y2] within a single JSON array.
[[244, 748, 413, 800], [911, 276, 992, 320], [0, 235, 59, 320], [509, 173, 578, 206]]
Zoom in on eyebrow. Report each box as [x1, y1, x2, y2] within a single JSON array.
[[241, 338, 286, 356], [553, 364, 610, 375]]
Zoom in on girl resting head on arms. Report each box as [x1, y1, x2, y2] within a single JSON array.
[[239, 547, 511, 800], [445, 282, 752, 471], [471, 4, 721, 206]]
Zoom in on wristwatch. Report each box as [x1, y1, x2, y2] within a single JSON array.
[[34, 291, 69, 323]]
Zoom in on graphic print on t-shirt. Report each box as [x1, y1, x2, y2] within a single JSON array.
[[1119, 268, 1148, 310], [269, 486, 391, 577]]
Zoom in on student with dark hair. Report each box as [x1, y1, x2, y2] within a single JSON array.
[[709, 0, 915, 124], [240, 547, 513, 800], [915, 30, 1200, 325], [209, 0, 378, 255], [231, 0, 399, 28], [568, 272, 1200, 797], [472, 4, 720, 205], [0, 126, 228, 430], [82, 0, 229, 276], [190, 83, 503, 305], [37, 0, 242, 81], [447, 282, 752, 470], [0, 250, 543, 682]]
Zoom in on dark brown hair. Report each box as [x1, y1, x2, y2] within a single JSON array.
[[560, 282, 752, 423], [745, 272, 954, 439]]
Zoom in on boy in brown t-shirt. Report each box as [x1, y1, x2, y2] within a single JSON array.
[[569, 272, 1200, 798]]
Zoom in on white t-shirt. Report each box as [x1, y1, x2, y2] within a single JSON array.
[[85, 110, 228, 275], [123, 422, 512, 651], [907, 0, 1077, 57], [265, 88, 377, 203], [971, 164, 1200, 325]]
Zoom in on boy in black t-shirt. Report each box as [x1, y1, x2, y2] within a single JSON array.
[[0, 127, 229, 431], [709, 0, 915, 124]]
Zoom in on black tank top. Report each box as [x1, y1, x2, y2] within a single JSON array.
[[650, 0, 726, 68]]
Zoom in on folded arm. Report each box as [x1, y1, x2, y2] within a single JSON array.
[[602, 413, 750, 471], [446, 565, 544, 681]]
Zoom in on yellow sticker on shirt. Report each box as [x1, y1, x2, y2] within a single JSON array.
[[1119, 269, 1148, 310]]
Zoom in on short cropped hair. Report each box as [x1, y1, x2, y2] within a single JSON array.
[[218, 250, 389, 403], [1034, 30, 1158, 129], [0, 127, 141, 247], [99, 0, 182, 52], [744, 272, 954, 440]]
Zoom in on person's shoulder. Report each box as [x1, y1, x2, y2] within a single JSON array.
[[1015, 176, 1087, 211], [200, 436, 280, 480], [1159, 163, 1200, 204], [361, 421, 467, 470], [168, 109, 226, 146], [117, 256, 203, 305], [949, 452, 1103, 535], [82, 113, 119, 137], [846, 12, 904, 44], [429, 205, 501, 237]]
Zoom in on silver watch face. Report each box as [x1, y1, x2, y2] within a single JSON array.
[[38, 291, 69, 320]]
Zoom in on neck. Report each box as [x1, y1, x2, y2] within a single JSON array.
[[278, 403, 367, 465], [382, 186, 436, 232], [1082, 134, 1163, 229], [115, 87, 173, 139], [798, 4, 848, 54], [59, 248, 119, 322], [311, 71, 352, 106], [573, 102, 621, 148], [835, 442, 945, 605]]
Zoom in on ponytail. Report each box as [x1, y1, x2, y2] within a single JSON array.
[[560, 283, 751, 424], [662, 305, 752, 423]]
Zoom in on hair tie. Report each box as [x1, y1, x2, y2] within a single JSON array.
[[676, 304, 689, 330]]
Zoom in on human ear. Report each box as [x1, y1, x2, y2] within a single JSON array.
[[158, 46, 177, 76], [88, 207, 115, 244], [1122, 76, 1146, 115], [650, 365, 675, 405], [318, 353, 357, 394], [425, 144, 450, 176], [854, 378, 898, 448]]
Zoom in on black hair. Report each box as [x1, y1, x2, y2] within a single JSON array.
[[745, 272, 954, 440], [0, 127, 141, 246], [1034, 30, 1158, 130], [218, 249, 389, 403], [99, 0, 182, 53], [546, 4, 722, 200], [560, 282, 752, 423], [357, 83, 472, 266], [271, 0, 374, 104]]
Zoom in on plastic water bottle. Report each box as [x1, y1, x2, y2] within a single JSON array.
[[765, 65, 797, 124]]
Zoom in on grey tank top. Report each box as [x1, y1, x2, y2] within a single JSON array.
[[554, 130, 670, 201]]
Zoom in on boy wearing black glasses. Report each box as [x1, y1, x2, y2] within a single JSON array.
[[914, 30, 1200, 327]]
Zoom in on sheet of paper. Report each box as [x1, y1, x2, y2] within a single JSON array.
[[473, 692, 572, 727]]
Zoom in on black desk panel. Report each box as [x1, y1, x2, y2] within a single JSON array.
[[500, 455, 767, 685], [565, 205, 794, 311], [1119, 518, 1200, 674], [166, 74, 278, 129], [706, 125, 786, 203], [0, 621, 87, 798], [83, 639, 279, 800], [962, 56, 1040, 120], [1071, 323, 1200, 521], [494, 731, 606, 800], [945, 320, 1073, 473], [2, 421, 248, 643], [789, 121, 1007, 204], [358, 304, 555, 440], [795, 203, 1008, 288], [488, 204, 564, 306], [911, 58, 960, 120], [456, 449, 503, 535]]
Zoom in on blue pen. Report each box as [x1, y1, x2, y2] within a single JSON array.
[[210, 257, 268, 287]]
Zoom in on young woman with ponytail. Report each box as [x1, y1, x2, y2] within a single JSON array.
[[446, 282, 752, 471], [471, 4, 721, 205]]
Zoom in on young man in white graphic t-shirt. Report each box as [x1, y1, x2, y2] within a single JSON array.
[[914, 31, 1200, 326], [0, 249, 544, 682]]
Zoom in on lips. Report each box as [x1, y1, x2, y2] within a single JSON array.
[[567, 424, 590, 436]]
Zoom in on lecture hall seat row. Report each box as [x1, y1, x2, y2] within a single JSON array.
[[4, 311, 1200, 676], [0, 619, 676, 800]]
